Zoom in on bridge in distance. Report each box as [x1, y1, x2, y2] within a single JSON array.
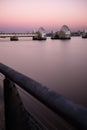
[[0, 33, 38, 38]]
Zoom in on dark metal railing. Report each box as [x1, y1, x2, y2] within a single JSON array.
[[0, 63, 87, 129]]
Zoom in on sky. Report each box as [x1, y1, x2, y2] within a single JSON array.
[[0, 0, 87, 32]]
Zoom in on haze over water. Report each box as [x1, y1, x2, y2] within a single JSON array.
[[0, 0, 87, 32], [0, 37, 87, 107]]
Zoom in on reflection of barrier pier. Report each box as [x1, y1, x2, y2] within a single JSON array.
[[0, 63, 87, 130]]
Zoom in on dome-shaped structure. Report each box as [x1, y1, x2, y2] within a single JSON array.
[[38, 27, 46, 33], [37, 27, 46, 38], [60, 25, 70, 33], [33, 27, 47, 40], [83, 29, 87, 33], [82, 29, 87, 38], [59, 25, 71, 39]]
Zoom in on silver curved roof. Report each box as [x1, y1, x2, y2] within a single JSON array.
[[38, 27, 46, 33], [60, 25, 70, 33]]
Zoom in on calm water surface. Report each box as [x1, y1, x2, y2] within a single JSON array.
[[0, 36, 87, 129], [0, 37, 87, 107]]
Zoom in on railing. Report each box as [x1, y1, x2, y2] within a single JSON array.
[[0, 63, 87, 130]]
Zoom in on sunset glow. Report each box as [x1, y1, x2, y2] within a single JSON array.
[[0, 0, 87, 32]]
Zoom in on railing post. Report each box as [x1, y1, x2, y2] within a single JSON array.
[[4, 77, 31, 130], [3, 77, 46, 130]]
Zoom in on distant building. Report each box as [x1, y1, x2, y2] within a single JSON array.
[[71, 31, 81, 36], [38, 27, 46, 38], [51, 25, 71, 39], [33, 27, 47, 40], [59, 25, 71, 39], [82, 29, 87, 38]]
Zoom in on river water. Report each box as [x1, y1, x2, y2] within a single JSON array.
[[0, 36, 87, 129]]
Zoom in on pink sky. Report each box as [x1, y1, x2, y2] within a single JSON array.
[[0, 0, 87, 32]]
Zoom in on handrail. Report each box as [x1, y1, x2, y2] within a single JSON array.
[[0, 63, 87, 129]]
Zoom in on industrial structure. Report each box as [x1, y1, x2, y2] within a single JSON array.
[[51, 25, 71, 39], [33, 27, 47, 40]]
